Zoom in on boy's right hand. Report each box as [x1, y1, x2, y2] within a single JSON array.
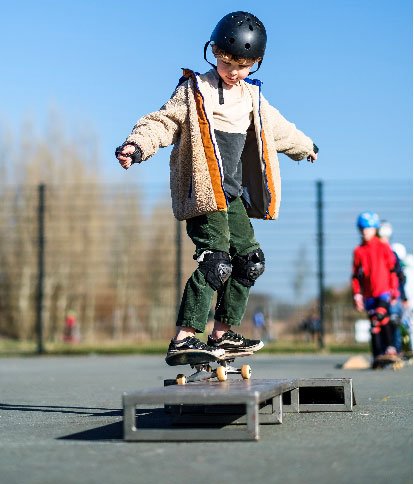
[[307, 143, 319, 163], [307, 151, 318, 163], [115, 144, 140, 170]]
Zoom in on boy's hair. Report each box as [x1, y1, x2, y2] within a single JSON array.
[[211, 44, 261, 66]]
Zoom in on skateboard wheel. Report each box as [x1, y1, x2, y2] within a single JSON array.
[[176, 374, 187, 385], [241, 364, 251, 380], [216, 366, 227, 382]]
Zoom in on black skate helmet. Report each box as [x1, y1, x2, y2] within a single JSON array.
[[204, 11, 267, 73]]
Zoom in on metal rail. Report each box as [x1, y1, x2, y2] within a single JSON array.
[[123, 378, 354, 441]]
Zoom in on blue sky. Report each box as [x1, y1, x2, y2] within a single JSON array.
[[0, 0, 412, 188]]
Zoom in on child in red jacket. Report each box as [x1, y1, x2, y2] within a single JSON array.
[[352, 212, 399, 367]]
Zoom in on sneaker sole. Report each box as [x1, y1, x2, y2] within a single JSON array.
[[218, 351, 254, 360], [218, 341, 264, 353], [165, 349, 224, 366]]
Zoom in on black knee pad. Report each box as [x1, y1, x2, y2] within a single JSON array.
[[369, 304, 390, 330], [198, 251, 232, 291], [375, 303, 390, 323], [232, 248, 265, 287]]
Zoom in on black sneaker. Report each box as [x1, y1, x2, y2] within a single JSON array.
[[165, 336, 225, 366], [207, 330, 264, 353]]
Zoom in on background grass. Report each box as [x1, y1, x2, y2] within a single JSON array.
[[0, 338, 370, 357]]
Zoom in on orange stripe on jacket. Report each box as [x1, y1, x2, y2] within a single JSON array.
[[193, 90, 227, 211], [261, 129, 276, 219], [181, 69, 226, 211]]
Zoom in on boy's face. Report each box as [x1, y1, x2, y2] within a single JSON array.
[[216, 57, 254, 86], [360, 227, 377, 242]]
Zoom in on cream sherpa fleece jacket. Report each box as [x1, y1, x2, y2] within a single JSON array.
[[125, 69, 315, 221]]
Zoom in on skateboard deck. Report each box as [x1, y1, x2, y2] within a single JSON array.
[[167, 350, 254, 385], [165, 350, 218, 367], [373, 354, 405, 370]]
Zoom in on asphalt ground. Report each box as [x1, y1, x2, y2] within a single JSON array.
[[0, 354, 412, 484]]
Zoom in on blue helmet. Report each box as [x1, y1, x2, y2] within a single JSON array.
[[356, 211, 380, 230]]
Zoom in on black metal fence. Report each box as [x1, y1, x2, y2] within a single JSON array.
[[0, 180, 412, 349]]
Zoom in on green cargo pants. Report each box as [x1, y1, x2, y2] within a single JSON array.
[[176, 196, 261, 333]]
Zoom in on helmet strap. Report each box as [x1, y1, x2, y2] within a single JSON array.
[[248, 60, 262, 75], [204, 41, 217, 69], [218, 78, 224, 105]]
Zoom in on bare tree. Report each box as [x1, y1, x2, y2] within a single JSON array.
[[0, 111, 184, 343]]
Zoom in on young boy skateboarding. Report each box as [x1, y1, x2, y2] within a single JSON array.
[[115, 11, 318, 365], [352, 212, 400, 367]]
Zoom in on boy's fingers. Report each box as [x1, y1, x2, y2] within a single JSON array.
[[115, 144, 136, 162], [118, 157, 132, 168], [117, 154, 131, 162], [119, 144, 136, 155]]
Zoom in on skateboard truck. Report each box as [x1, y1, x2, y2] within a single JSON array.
[[176, 354, 253, 385]]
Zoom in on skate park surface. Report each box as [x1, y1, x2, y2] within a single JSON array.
[[0, 354, 412, 484]]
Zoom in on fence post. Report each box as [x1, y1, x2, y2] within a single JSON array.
[[36, 183, 46, 354], [316, 180, 325, 349], [175, 219, 182, 320]]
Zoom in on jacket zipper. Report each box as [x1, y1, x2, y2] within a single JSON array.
[[188, 178, 192, 198]]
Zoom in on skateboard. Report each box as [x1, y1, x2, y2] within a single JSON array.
[[166, 351, 253, 385], [373, 354, 405, 371]]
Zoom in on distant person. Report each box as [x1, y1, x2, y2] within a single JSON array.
[[63, 310, 80, 343], [115, 11, 318, 365], [352, 212, 399, 368], [300, 315, 312, 342], [252, 307, 270, 342], [300, 311, 321, 344], [391, 242, 412, 356], [401, 252, 414, 355], [378, 220, 410, 354]]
